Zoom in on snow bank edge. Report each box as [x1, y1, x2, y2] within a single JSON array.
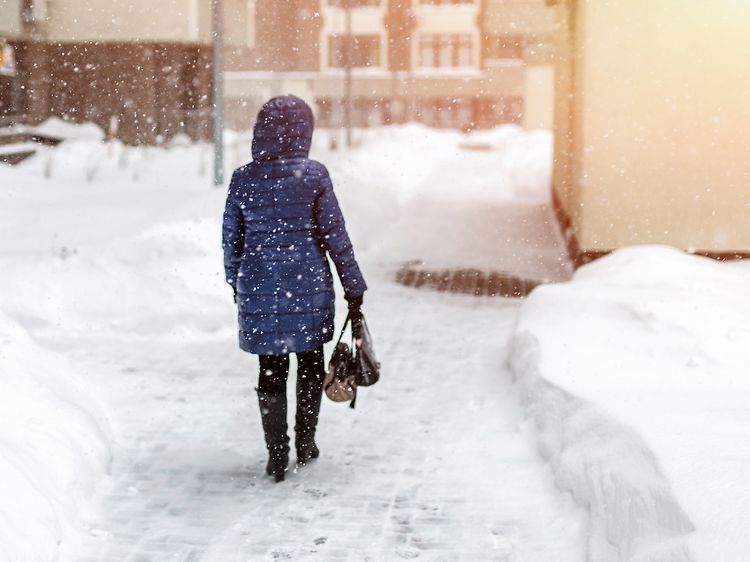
[[0, 313, 113, 562], [508, 332, 695, 562]]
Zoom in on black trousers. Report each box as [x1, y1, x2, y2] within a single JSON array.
[[258, 347, 325, 396]]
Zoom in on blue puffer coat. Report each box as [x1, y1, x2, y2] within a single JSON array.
[[222, 95, 367, 356]]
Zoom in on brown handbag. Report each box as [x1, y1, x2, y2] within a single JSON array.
[[325, 313, 380, 408], [324, 338, 357, 404]]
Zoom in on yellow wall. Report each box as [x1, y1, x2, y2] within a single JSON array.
[[551, 0, 583, 227], [573, 0, 750, 252], [524, 64, 554, 129]]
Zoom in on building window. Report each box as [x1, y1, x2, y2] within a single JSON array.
[[419, 34, 473, 68], [484, 35, 525, 60], [456, 35, 472, 66], [329, 35, 381, 68]]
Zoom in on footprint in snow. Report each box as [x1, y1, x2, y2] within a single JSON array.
[[304, 487, 327, 498]]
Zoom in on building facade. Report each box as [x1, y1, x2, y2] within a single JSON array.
[[0, 0, 555, 141], [225, 0, 556, 131]]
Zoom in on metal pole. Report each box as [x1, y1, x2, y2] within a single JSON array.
[[212, 0, 224, 186], [344, 0, 353, 147]]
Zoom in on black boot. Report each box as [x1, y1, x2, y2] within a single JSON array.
[[295, 350, 325, 466], [257, 389, 290, 482]]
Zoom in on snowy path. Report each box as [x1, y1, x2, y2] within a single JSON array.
[[1, 125, 584, 561], [53, 280, 584, 562]]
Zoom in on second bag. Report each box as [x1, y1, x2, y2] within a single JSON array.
[[353, 316, 380, 387]]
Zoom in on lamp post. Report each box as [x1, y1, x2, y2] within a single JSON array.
[[212, 0, 224, 186]]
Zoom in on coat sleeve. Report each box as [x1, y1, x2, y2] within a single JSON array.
[[313, 165, 368, 299], [222, 174, 245, 288]]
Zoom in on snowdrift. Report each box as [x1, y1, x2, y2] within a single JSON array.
[[0, 313, 111, 562], [0, 139, 239, 558], [1, 218, 229, 337], [0, 217, 226, 562], [509, 246, 750, 561], [509, 334, 694, 561]]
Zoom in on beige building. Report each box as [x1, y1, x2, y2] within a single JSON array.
[[1, 0, 556, 139], [549, 0, 750, 262]]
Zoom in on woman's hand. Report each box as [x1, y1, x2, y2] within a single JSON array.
[[347, 295, 364, 341]]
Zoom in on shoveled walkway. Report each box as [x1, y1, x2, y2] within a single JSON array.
[[57, 280, 585, 562]]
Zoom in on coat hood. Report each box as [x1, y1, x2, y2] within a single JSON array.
[[251, 95, 314, 161]]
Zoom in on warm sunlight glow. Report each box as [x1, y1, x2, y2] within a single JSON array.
[[555, 0, 750, 251]]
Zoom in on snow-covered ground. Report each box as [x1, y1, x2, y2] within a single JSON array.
[[510, 247, 750, 561], [0, 122, 584, 561], [319, 125, 571, 282], [51, 279, 585, 562], [5, 119, 750, 562]]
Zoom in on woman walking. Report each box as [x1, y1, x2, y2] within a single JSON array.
[[222, 95, 367, 482]]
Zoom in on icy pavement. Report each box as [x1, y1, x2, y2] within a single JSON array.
[[54, 283, 584, 562]]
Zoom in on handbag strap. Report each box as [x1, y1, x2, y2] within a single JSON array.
[[335, 312, 351, 346], [335, 311, 366, 349], [358, 314, 371, 341]]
